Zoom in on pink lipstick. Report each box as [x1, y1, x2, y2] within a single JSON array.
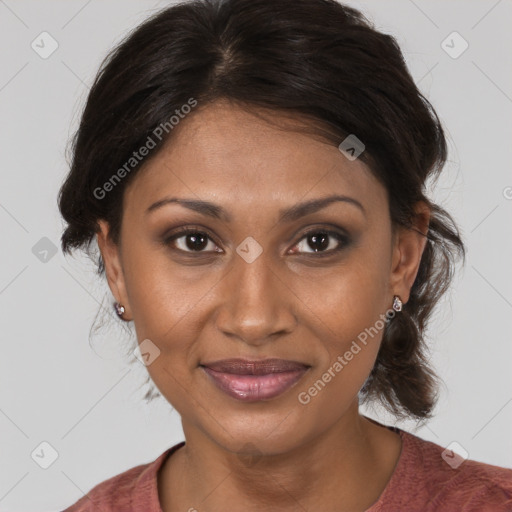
[[200, 358, 310, 402]]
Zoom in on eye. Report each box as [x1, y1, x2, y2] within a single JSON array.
[[290, 229, 349, 256], [164, 228, 222, 253], [163, 226, 350, 257]]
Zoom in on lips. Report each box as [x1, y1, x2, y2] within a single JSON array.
[[200, 358, 310, 401]]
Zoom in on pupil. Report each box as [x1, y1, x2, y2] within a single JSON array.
[[187, 233, 208, 251], [309, 233, 329, 252]]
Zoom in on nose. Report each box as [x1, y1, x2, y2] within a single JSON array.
[[214, 250, 297, 347]]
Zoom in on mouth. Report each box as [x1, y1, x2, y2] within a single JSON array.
[[200, 358, 311, 402]]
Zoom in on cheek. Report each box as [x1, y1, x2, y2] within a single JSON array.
[[122, 239, 209, 340], [294, 231, 392, 407], [295, 280, 387, 432], [301, 228, 392, 348], [121, 242, 220, 400]]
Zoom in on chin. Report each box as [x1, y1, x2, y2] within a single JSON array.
[[200, 404, 316, 456]]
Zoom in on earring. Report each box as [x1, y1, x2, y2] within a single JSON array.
[[114, 302, 125, 318], [392, 295, 403, 312]]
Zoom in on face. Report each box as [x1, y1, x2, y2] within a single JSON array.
[[97, 100, 428, 455]]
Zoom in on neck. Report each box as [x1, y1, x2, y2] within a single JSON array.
[[159, 404, 402, 512]]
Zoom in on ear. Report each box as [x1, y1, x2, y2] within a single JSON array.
[[389, 201, 430, 305], [96, 219, 132, 320]]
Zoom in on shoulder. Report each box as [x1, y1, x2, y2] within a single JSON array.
[[61, 442, 184, 512], [371, 428, 512, 512]]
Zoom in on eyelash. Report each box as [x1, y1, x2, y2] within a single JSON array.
[[163, 225, 350, 257]]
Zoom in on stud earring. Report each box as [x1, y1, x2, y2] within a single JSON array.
[[114, 302, 125, 318], [392, 295, 403, 312]]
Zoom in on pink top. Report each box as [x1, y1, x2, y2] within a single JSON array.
[[62, 427, 512, 511]]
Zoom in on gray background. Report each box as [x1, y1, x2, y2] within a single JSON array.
[[0, 0, 511, 510]]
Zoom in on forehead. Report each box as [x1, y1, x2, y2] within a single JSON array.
[[124, 101, 385, 216]]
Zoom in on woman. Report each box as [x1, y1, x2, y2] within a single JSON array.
[[59, 0, 512, 510]]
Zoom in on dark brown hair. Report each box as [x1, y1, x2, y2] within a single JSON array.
[[58, 0, 466, 420]]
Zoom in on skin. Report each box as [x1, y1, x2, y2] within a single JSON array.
[[97, 99, 430, 511]]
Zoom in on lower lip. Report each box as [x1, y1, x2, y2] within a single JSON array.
[[201, 366, 309, 402]]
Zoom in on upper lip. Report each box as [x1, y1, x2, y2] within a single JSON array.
[[200, 358, 310, 375]]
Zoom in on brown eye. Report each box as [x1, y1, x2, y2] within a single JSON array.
[[292, 230, 349, 256], [165, 229, 221, 253]]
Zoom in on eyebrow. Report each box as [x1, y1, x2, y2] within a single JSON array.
[[145, 194, 366, 222]]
